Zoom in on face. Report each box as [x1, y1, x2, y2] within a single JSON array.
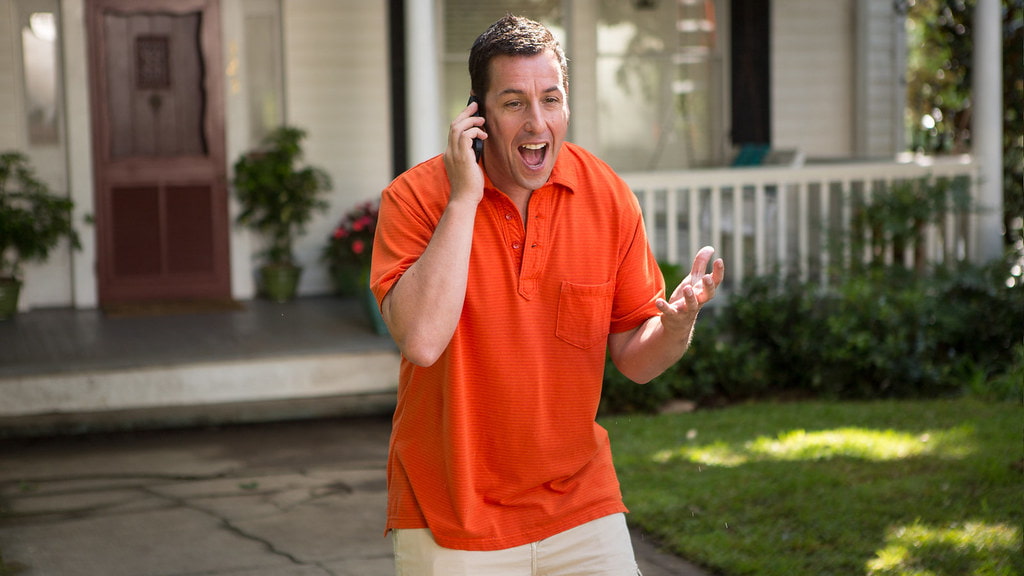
[[481, 50, 569, 197]]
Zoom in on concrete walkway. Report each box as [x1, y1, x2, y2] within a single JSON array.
[[0, 415, 711, 576]]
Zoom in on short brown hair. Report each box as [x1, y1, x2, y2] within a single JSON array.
[[468, 14, 569, 101]]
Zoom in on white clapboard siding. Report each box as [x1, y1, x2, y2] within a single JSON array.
[[772, 0, 855, 159], [859, 0, 904, 155], [283, 0, 392, 293]]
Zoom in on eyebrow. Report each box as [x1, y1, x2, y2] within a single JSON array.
[[497, 86, 562, 98]]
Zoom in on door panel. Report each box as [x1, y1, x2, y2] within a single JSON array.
[[110, 186, 161, 276], [87, 0, 229, 305], [165, 185, 216, 274]]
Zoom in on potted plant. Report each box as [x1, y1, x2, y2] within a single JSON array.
[[233, 126, 332, 302], [0, 151, 81, 320], [322, 200, 387, 335]]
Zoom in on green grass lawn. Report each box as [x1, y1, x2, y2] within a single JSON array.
[[605, 399, 1022, 576]]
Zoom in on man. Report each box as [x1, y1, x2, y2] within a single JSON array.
[[370, 14, 724, 575]]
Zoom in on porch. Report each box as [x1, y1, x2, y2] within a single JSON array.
[[0, 156, 982, 437], [0, 296, 400, 437]]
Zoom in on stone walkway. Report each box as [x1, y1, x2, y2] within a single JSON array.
[[0, 415, 711, 576]]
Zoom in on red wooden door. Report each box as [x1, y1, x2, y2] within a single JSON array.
[[87, 0, 230, 305]]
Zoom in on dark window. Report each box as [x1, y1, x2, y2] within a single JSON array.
[[730, 0, 770, 146], [389, 0, 406, 176]]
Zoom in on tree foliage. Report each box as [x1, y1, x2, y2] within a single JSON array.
[[905, 0, 1024, 259]]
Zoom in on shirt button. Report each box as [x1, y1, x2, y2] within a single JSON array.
[[505, 213, 513, 220], [512, 242, 521, 250]]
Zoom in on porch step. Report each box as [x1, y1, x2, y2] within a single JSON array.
[[0, 297, 400, 437], [0, 350, 400, 437]]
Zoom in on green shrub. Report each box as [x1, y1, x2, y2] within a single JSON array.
[[965, 342, 1024, 403], [600, 353, 675, 416], [601, 261, 1024, 414], [717, 273, 822, 394], [813, 268, 952, 398], [600, 174, 1021, 413], [925, 263, 1024, 382], [674, 320, 772, 401]]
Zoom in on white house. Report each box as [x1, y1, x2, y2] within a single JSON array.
[[0, 0, 1006, 430], [0, 0, 1003, 314]]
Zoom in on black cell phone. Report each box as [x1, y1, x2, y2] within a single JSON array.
[[467, 95, 484, 161]]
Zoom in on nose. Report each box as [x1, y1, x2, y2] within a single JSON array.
[[524, 102, 543, 133]]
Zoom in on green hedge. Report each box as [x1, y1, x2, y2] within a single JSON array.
[[601, 261, 1024, 415]]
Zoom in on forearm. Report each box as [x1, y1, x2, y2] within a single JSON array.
[[611, 248, 724, 383], [609, 313, 696, 384], [382, 198, 478, 366]]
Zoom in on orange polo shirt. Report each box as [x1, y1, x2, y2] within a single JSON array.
[[370, 142, 664, 551]]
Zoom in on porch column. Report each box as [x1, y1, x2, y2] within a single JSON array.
[[565, 0, 598, 150], [405, 0, 443, 166], [972, 0, 1003, 261], [62, 0, 98, 309]]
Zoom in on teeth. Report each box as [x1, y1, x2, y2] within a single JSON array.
[[521, 143, 546, 150]]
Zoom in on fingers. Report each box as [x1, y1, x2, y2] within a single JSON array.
[[689, 246, 715, 279], [711, 255, 725, 287], [666, 247, 725, 308], [443, 103, 488, 202], [690, 246, 725, 290], [660, 282, 697, 312], [450, 102, 486, 161]]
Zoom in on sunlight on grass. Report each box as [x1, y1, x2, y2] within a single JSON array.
[[652, 426, 975, 467], [866, 521, 1022, 576], [653, 440, 748, 466]]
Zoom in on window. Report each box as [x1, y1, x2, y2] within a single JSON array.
[[730, 0, 770, 146], [243, 0, 284, 147], [441, 0, 725, 172], [596, 0, 721, 170], [19, 1, 61, 146], [442, 0, 564, 122]]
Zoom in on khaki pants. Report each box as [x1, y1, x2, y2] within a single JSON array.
[[393, 513, 642, 576]]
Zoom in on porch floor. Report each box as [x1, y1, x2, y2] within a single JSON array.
[[0, 296, 401, 436], [0, 295, 394, 377]]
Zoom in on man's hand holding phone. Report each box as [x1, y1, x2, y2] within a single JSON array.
[[443, 96, 488, 207], [387, 96, 487, 362], [468, 96, 485, 161]]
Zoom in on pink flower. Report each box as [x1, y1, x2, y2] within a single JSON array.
[[325, 201, 379, 270]]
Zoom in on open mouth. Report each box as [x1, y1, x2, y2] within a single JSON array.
[[519, 143, 547, 169]]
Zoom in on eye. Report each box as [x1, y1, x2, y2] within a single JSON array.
[[504, 100, 523, 111]]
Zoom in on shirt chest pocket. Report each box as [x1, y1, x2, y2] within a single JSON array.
[[556, 280, 615, 349]]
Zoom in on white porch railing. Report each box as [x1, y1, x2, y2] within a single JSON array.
[[623, 156, 978, 292]]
